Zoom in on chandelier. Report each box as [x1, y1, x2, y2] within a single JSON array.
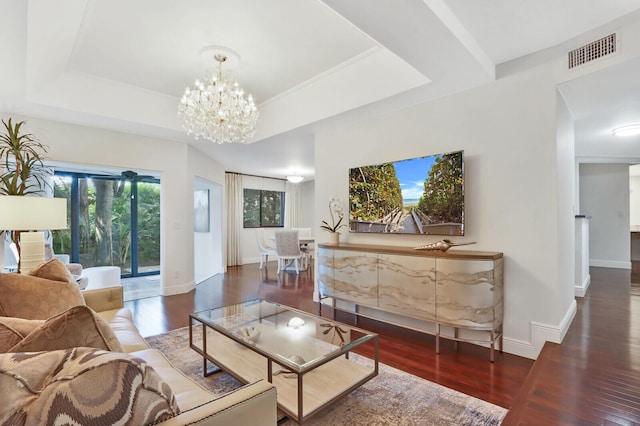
[[178, 51, 258, 144]]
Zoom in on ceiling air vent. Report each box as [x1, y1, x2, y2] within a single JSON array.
[[568, 33, 617, 69]]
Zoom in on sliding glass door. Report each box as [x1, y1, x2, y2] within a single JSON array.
[[134, 180, 161, 275], [52, 172, 160, 278]]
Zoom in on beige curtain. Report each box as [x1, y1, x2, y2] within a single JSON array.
[[284, 181, 302, 228], [225, 173, 243, 266]]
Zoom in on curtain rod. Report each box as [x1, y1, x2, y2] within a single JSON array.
[[225, 171, 285, 181]]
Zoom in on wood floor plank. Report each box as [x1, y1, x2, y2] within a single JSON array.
[[126, 261, 640, 422], [125, 261, 531, 410], [503, 265, 640, 424]]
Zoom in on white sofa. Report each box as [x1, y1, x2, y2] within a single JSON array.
[[0, 257, 277, 426], [82, 285, 278, 425]]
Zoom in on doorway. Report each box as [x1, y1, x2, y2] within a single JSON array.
[[53, 170, 162, 299]]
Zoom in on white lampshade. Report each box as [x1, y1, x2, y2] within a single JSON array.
[[0, 196, 67, 230], [0, 196, 67, 273]]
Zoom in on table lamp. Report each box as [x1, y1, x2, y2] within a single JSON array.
[[0, 195, 67, 273]]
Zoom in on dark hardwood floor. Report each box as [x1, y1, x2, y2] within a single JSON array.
[[503, 265, 640, 425], [124, 261, 640, 422], [125, 260, 532, 410]]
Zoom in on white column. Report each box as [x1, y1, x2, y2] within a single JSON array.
[[575, 215, 591, 297]]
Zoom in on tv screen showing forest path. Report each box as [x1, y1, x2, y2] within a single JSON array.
[[349, 150, 464, 235]]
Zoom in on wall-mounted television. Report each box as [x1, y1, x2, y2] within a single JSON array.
[[349, 150, 464, 236]]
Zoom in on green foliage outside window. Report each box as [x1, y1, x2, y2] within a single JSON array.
[[52, 176, 72, 254], [243, 189, 284, 228], [52, 174, 160, 270], [137, 183, 161, 264]]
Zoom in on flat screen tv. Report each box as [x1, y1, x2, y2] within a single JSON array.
[[349, 150, 464, 236]]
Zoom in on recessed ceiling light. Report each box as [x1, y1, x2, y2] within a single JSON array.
[[612, 124, 640, 137], [287, 175, 304, 183]]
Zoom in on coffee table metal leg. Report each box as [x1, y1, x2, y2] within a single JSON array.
[[277, 416, 290, 425], [298, 373, 303, 424], [374, 337, 379, 375], [201, 322, 221, 376], [204, 358, 221, 377]]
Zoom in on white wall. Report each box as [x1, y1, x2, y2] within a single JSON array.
[[194, 177, 223, 283], [300, 180, 316, 230], [580, 163, 631, 269], [630, 172, 640, 260], [188, 148, 226, 281], [555, 92, 578, 329], [14, 115, 226, 296], [315, 60, 576, 359], [630, 174, 640, 226]]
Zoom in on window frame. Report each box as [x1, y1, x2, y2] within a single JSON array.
[[243, 188, 285, 228], [52, 171, 160, 278]]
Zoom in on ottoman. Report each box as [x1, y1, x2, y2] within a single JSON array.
[[82, 266, 121, 289]]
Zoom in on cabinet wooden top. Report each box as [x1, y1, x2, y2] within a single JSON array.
[[318, 242, 503, 260]]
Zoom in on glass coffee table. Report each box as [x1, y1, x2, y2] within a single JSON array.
[[189, 299, 378, 424]]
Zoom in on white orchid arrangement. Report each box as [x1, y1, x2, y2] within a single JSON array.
[[320, 197, 347, 234]]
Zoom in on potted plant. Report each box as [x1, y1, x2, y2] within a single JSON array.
[[320, 197, 346, 244], [0, 118, 50, 267], [0, 118, 50, 196]]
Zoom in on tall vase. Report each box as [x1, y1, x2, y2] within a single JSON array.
[[329, 232, 340, 245]]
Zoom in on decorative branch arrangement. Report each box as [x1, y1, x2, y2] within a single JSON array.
[[320, 322, 349, 346]]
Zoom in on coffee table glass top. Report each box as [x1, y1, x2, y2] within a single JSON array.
[[191, 299, 376, 373]]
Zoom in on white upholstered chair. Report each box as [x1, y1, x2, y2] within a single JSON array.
[[292, 227, 314, 265], [275, 230, 306, 275], [256, 229, 277, 269]]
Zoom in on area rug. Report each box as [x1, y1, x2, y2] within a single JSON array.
[[146, 327, 506, 425]]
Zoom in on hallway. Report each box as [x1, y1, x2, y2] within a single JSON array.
[[504, 266, 640, 423]]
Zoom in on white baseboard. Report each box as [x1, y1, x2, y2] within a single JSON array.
[[242, 256, 277, 266], [503, 299, 577, 359], [163, 280, 195, 296], [575, 274, 591, 297], [316, 292, 578, 361], [590, 259, 631, 269]]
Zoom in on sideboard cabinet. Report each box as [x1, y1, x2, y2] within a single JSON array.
[[318, 243, 503, 361]]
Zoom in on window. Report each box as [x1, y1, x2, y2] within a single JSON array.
[[52, 171, 160, 278], [243, 189, 284, 228]]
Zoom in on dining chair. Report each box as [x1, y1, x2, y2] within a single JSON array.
[[293, 227, 314, 266], [275, 230, 306, 274], [256, 229, 277, 269]]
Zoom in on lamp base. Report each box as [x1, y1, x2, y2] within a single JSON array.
[[19, 231, 45, 274]]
